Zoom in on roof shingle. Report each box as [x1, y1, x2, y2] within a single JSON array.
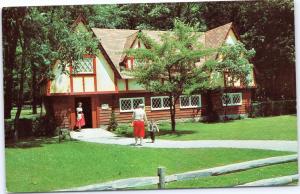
[[92, 22, 234, 78]]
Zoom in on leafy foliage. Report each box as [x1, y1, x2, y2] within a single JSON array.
[[201, 0, 295, 99], [217, 42, 255, 85], [127, 20, 254, 130]]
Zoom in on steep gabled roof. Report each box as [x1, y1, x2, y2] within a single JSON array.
[[92, 28, 138, 70], [91, 22, 235, 79], [205, 22, 233, 49]]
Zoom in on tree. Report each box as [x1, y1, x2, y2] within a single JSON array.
[[3, 8, 23, 119], [3, 6, 98, 141], [128, 20, 255, 131], [201, 0, 295, 100], [107, 109, 118, 131]]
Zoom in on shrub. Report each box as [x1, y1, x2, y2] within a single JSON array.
[[116, 124, 132, 137], [32, 115, 56, 136], [249, 100, 296, 118], [4, 119, 14, 139], [107, 110, 118, 131], [4, 115, 57, 139]]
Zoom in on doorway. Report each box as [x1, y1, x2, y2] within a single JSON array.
[[75, 97, 92, 128]]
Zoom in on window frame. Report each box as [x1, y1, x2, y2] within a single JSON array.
[[150, 96, 171, 111], [119, 97, 145, 113], [222, 92, 243, 106], [179, 95, 202, 109], [72, 56, 95, 75]]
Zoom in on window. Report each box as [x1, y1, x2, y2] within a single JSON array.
[[222, 93, 242, 106], [119, 97, 145, 112], [180, 95, 201, 108], [151, 96, 171, 110], [73, 58, 94, 74]]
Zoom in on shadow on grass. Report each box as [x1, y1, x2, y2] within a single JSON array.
[[114, 129, 196, 138], [5, 137, 78, 149], [156, 130, 196, 137], [201, 119, 235, 124]]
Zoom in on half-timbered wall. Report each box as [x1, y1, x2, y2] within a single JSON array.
[[96, 52, 116, 91]]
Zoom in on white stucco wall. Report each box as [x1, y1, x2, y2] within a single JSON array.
[[96, 53, 116, 91], [73, 77, 83, 92], [84, 76, 95, 92]]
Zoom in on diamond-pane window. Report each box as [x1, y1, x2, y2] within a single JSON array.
[[180, 95, 201, 108], [151, 96, 170, 110], [191, 96, 200, 107], [120, 99, 132, 111], [222, 94, 232, 105], [222, 93, 242, 106], [119, 97, 145, 112], [163, 98, 171, 108], [232, 94, 241, 104], [73, 58, 93, 74], [151, 98, 162, 109], [180, 96, 189, 107], [133, 98, 144, 109]]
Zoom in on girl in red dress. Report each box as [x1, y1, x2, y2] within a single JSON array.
[[76, 102, 85, 131]]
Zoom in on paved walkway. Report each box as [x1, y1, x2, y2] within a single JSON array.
[[70, 128, 298, 152]]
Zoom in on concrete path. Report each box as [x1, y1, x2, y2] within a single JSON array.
[[70, 128, 298, 152]]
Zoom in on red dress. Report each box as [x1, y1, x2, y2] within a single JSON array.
[[76, 107, 85, 128], [133, 120, 145, 138], [76, 114, 85, 127]]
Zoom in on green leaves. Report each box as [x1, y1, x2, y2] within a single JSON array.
[[127, 19, 214, 96], [212, 41, 255, 86]]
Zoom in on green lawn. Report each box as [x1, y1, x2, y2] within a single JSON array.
[[5, 139, 295, 192], [156, 115, 297, 140], [135, 161, 298, 190], [10, 107, 45, 120]]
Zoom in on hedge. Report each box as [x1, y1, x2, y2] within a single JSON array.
[[249, 100, 296, 118]]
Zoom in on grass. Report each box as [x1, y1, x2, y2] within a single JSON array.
[[9, 107, 45, 120], [135, 161, 298, 190], [5, 139, 295, 192], [156, 115, 297, 140]]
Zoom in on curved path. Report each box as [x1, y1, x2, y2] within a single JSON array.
[[70, 128, 298, 152]]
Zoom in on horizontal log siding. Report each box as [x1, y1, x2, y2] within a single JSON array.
[[46, 96, 74, 129], [98, 93, 205, 125], [211, 90, 251, 116], [47, 89, 251, 128]]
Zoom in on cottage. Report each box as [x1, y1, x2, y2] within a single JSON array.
[[42, 15, 256, 129]]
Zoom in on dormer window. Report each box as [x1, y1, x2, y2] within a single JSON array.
[[120, 56, 134, 71], [127, 56, 134, 70]]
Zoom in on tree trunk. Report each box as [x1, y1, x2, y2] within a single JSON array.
[[13, 61, 26, 142], [205, 90, 213, 121], [170, 107, 176, 132], [169, 94, 177, 132], [4, 32, 18, 119], [4, 60, 14, 119], [13, 27, 29, 142], [32, 62, 37, 114]]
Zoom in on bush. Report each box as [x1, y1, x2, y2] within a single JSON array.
[[249, 100, 296, 118], [32, 115, 56, 136], [4, 115, 57, 139], [4, 119, 14, 139], [107, 110, 118, 131], [116, 124, 132, 137]]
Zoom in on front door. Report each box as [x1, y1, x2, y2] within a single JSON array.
[[75, 97, 92, 128]]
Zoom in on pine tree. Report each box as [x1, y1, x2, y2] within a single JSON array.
[[108, 109, 118, 131]]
